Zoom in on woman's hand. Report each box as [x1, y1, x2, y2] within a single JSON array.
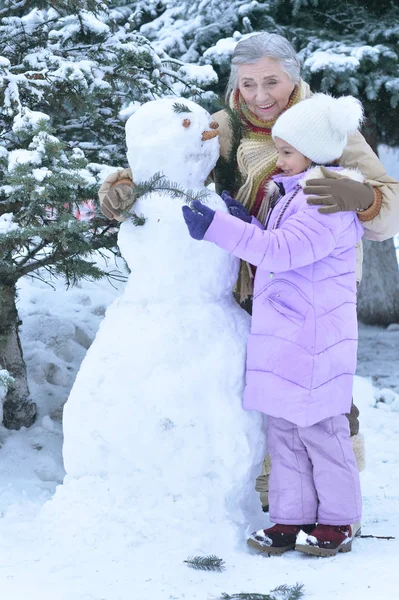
[[304, 166, 374, 215], [221, 190, 252, 223], [101, 184, 137, 221], [98, 168, 136, 221], [182, 200, 215, 240]]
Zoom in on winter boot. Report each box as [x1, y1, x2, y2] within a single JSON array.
[[247, 523, 316, 555], [295, 524, 354, 557]]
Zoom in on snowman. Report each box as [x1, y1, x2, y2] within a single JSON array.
[[61, 98, 266, 550]]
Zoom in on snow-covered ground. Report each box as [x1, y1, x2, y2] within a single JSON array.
[[0, 138, 397, 600], [0, 261, 398, 600]]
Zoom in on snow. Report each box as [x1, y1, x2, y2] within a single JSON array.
[[203, 36, 240, 63], [0, 279, 398, 598], [50, 11, 110, 43], [305, 51, 360, 74], [61, 100, 265, 564], [0, 100, 398, 600], [118, 102, 142, 120], [0, 370, 13, 424], [0, 213, 20, 234], [8, 148, 42, 170], [32, 167, 52, 182], [352, 45, 381, 63], [295, 529, 310, 546], [12, 108, 50, 134], [179, 63, 218, 86]]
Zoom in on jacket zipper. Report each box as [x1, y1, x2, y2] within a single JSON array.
[[272, 185, 301, 230]]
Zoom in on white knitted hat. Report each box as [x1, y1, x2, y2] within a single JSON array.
[[272, 93, 364, 164]]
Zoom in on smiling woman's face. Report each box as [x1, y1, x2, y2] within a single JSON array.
[[237, 57, 296, 121]]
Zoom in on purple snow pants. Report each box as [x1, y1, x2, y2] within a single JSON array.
[[268, 415, 362, 525]]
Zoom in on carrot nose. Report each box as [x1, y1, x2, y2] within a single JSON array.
[[202, 122, 219, 141]]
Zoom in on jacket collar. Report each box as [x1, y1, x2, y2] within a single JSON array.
[[272, 172, 304, 195], [272, 164, 365, 196]]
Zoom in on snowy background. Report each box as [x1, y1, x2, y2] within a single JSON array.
[[0, 151, 398, 599], [0, 2, 399, 598]]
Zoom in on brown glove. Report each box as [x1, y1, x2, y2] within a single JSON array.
[[98, 168, 136, 221], [304, 166, 374, 215]]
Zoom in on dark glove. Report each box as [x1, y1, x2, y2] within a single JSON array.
[[304, 166, 374, 215], [182, 200, 215, 240], [221, 190, 251, 223]]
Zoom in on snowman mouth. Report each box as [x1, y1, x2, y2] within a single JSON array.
[[202, 128, 220, 141]]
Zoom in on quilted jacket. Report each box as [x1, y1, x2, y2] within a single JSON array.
[[204, 167, 364, 426]]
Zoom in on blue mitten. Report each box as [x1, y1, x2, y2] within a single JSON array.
[[221, 190, 251, 223], [182, 200, 215, 240]]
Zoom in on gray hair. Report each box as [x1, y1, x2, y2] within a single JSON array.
[[226, 32, 301, 100]]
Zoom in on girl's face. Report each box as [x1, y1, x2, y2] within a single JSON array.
[[274, 137, 312, 176], [237, 57, 296, 121]]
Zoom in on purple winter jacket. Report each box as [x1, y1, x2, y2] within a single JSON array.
[[204, 168, 364, 427]]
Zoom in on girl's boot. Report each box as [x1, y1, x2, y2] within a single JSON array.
[[248, 523, 315, 555], [295, 524, 354, 557]]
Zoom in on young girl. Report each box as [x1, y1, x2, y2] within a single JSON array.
[[182, 93, 365, 557]]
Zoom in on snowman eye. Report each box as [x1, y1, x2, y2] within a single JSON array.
[[210, 121, 219, 129], [182, 119, 191, 128]]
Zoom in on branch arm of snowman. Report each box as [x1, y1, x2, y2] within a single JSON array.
[[134, 172, 210, 206], [183, 200, 363, 272]]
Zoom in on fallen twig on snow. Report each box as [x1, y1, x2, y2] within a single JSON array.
[[360, 534, 395, 540]]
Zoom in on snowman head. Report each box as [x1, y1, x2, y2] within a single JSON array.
[[125, 98, 220, 188]]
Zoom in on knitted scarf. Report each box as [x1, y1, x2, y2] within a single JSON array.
[[230, 80, 312, 301]]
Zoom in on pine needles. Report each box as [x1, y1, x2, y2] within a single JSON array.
[[133, 172, 210, 206], [220, 584, 305, 600], [128, 211, 146, 226], [184, 555, 225, 572], [271, 584, 305, 600], [173, 102, 193, 114], [183, 554, 304, 600], [214, 104, 245, 195]]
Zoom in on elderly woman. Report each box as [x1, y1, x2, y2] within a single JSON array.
[[98, 32, 399, 517]]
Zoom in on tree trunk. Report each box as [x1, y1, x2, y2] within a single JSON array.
[[0, 283, 37, 429], [357, 239, 399, 325], [356, 123, 399, 325]]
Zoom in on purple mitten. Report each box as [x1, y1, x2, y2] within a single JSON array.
[[221, 190, 251, 223], [182, 200, 215, 240]]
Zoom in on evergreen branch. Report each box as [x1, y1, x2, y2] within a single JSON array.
[[184, 555, 225, 572], [221, 594, 271, 599], [16, 231, 117, 280], [214, 103, 245, 195], [16, 240, 48, 269], [161, 68, 193, 89], [132, 172, 210, 206], [172, 102, 192, 114], [0, 1, 25, 17], [220, 583, 305, 600], [271, 583, 305, 600], [24, 271, 57, 290], [161, 57, 184, 66], [18, 254, 61, 278], [129, 211, 146, 226]]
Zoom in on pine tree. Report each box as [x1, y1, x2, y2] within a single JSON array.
[[0, 0, 213, 428]]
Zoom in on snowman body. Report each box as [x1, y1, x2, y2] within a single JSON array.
[[62, 99, 265, 544]]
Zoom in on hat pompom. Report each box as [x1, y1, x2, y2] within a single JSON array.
[[326, 95, 364, 137]]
